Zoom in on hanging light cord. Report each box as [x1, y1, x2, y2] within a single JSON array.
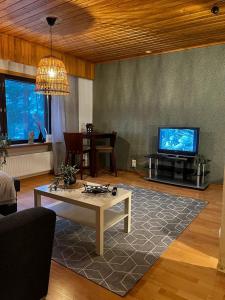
[[49, 25, 53, 57]]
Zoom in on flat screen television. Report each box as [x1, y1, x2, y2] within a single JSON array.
[[157, 127, 199, 157]]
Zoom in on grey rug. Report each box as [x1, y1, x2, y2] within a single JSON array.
[[52, 184, 207, 296]]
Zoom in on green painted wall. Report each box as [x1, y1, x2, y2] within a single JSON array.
[[93, 45, 225, 183]]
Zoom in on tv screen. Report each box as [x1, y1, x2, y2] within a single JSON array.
[[158, 127, 199, 156]]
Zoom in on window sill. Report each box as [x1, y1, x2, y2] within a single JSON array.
[[6, 142, 52, 156], [7, 142, 52, 149]]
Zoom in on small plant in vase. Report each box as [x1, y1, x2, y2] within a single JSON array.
[[60, 163, 80, 186]]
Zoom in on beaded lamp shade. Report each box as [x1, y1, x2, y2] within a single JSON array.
[[35, 55, 69, 95], [35, 16, 69, 96]]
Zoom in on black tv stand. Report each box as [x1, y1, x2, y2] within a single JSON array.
[[165, 154, 179, 158], [144, 153, 209, 190], [159, 154, 188, 160]]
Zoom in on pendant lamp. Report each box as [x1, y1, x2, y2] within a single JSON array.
[[35, 17, 69, 95]]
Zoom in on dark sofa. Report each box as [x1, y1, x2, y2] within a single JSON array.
[[0, 207, 56, 300]]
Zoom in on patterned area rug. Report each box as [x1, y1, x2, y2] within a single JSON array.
[[52, 184, 207, 296]]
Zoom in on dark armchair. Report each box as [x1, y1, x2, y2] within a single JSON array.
[[0, 207, 56, 300]]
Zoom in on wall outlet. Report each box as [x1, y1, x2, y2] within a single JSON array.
[[131, 159, 137, 168]]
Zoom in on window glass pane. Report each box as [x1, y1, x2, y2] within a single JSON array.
[[5, 79, 46, 141]]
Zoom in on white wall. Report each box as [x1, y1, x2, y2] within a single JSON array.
[[78, 78, 93, 131], [0, 59, 36, 76]]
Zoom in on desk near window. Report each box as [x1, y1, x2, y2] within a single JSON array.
[[82, 132, 117, 177], [64, 132, 117, 178]]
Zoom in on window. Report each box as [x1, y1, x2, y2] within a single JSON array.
[[0, 74, 51, 143]]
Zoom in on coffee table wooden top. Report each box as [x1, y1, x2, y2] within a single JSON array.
[[34, 183, 131, 210]]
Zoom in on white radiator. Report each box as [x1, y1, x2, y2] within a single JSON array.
[[2, 151, 53, 178]]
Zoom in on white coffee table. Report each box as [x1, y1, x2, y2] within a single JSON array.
[[34, 183, 132, 255]]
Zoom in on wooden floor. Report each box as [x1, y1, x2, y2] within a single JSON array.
[[18, 171, 225, 300]]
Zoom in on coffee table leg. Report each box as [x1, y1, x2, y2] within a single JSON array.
[[124, 195, 131, 233], [34, 190, 41, 207], [96, 208, 104, 255]]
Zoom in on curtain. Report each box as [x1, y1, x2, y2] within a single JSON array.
[[51, 75, 79, 174]]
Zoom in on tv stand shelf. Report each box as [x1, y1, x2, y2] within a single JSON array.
[[144, 153, 209, 190]]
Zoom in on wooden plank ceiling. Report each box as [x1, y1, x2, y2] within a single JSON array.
[[1, 0, 225, 63]]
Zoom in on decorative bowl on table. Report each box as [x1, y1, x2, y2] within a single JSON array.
[[82, 184, 110, 194]]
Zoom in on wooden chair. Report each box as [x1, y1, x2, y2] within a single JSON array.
[[94, 131, 117, 177], [64, 132, 91, 179]]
